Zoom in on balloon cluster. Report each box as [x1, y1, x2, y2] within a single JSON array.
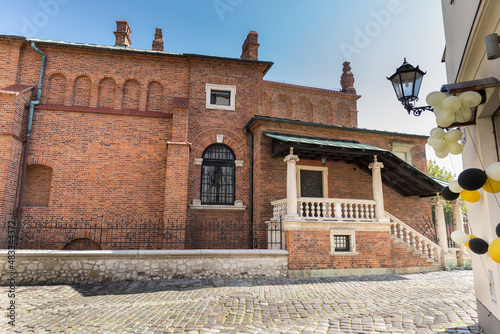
[[451, 223, 500, 263], [427, 127, 463, 159], [426, 91, 482, 128], [440, 162, 500, 203]]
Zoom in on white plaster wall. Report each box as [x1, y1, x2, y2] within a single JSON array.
[[441, 0, 500, 325]]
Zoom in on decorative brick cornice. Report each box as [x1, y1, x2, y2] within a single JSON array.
[[35, 104, 172, 118], [0, 84, 33, 96]]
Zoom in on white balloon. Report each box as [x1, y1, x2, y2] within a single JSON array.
[[451, 230, 471, 244], [445, 129, 462, 142], [430, 127, 445, 140], [433, 106, 444, 117], [459, 91, 482, 108], [486, 162, 500, 181], [455, 106, 472, 123], [448, 142, 463, 155], [426, 91, 447, 107], [433, 139, 448, 152], [435, 147, 449, 158], [436, 110, 455, 127], [427, 137, 437, 146], [449, 180, 463, 193], [442, 96, 462, 111]]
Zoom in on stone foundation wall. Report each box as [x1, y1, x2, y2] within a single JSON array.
[[0, 250, 288, 284]]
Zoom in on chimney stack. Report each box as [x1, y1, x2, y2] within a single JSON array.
[[114, 20, 132, 47], [241, 31, 259, 60], [152, 28, 164, 51]]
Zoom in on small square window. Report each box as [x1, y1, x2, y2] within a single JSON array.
[[334, 235, 351, 252], [330, 229, 357, 255], [210, 90, 231, 106], [206, 83, 236, 111]]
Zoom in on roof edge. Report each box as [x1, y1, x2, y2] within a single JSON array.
[[0, 34, 273, 73], [244, 115, 429, 139]]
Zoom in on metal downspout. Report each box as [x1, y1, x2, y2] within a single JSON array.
[[15, 42, 46, 246]]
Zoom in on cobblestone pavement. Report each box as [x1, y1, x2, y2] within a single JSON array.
[[0, 270, 482, 334]]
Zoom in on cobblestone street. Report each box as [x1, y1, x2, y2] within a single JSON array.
[[0, 270, 482, 334]]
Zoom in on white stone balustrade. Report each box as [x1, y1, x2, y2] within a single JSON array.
[[271, 197, 376, 222], [386, 212, 443, 265]]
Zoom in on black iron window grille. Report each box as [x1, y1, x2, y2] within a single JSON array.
[[334, 235, 351, 252], [201, 144, 235, 205]]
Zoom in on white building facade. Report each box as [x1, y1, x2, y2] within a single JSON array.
[[441, 1, 500, 332]]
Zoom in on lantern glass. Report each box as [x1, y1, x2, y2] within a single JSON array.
[[387, 59, 426, 106]]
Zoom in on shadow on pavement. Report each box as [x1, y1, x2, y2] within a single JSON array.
[[65, 273, 410, 297]]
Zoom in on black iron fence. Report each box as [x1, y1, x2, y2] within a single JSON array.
[[0, 217, 283, 251], [416, 214, 469, 249]]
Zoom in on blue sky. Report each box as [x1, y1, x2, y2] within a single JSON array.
[[0, 0, 461, 174]]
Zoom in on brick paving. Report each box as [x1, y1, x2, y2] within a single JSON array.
[[0, 270, 482, 333]]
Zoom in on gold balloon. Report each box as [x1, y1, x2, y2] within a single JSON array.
[[483, 177, 500, 193], [488, 238, 500, 263], [460, 189, 481, 203], [464, 234, 476, 249]]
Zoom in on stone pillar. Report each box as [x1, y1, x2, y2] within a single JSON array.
[[284, 147, 299, 220], [452, 200, 472, 268], [433, 196, 457, 270], [368, 155, 386, 221], [434, 197, 449, 253]]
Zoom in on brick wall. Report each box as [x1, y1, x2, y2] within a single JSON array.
[[285, 230, 432, 271], [263, 81, 359, 127], [250, 119, 432, 231]]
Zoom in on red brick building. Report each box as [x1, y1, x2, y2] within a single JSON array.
[[0, 21, 444, 275]]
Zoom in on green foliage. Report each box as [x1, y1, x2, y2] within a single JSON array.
[[427, 159, 455, 181], [427, 160, 459, 226]]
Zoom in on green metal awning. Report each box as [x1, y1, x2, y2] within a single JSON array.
[[264, 132, 443, 198]]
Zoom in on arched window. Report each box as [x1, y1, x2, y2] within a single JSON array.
[[201, 144, 235, 205]]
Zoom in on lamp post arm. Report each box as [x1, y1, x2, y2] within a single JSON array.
[[403, 103, 434, 116]]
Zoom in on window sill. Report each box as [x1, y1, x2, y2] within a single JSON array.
[[206, 105, 236, 111], [329, 251, 359, 256], [189, 204, 246, 211]]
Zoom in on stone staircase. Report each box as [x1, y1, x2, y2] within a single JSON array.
[[386, 212, 444, 270]]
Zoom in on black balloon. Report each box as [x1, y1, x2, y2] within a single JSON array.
[[458, 168, 487, 191], [441, 186, 460, 201], [468, 237, 489, 255], [496, 223, 500, 238]]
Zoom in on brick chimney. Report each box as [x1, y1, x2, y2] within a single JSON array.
[[240, 31, 259, 60], [114, 20, 132, 47], [152, 28, 164, 51]]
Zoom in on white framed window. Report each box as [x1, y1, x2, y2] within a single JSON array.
[[390, 142, 414, 164], [205, 83, 236, 111], [296, 165, 328, 198], [329, 229, 358, 255]]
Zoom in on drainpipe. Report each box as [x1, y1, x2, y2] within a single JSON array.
[[244, 127, 254, 248], [15, 42, 46, 246]]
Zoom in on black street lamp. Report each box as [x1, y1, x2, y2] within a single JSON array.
[[387, 58, 433, 116]]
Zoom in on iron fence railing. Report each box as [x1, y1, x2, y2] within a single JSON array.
[[0, 217, 282, 251]]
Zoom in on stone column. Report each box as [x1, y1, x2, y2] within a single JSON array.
[[433, 196, 457, 270], [284, 147, 300, 220], [434, 197, 449, 253], [452, 200, 472, 268], [368, 155, 385, 221]]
